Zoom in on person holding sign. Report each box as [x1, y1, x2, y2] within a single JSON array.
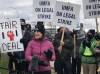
[[20, 23, 33, 73], [7, 18, 26, 74], [80, 29, 97, 74], [25, 22, 55, 74], [53, 27, 73, 74], [13, 19, 28, 74]]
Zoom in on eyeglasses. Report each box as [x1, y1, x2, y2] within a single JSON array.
[[34, 29, 40, 32]]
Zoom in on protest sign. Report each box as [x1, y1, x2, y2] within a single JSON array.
[[83, 0, 100, 19], [33, 0, 56, 22], [53, 1, 80, 30], [0, 18, 24, 53]]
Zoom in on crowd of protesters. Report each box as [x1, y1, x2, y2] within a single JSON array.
[[0, 19, 100, 74]]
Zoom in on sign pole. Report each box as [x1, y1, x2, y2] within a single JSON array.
[[49, 22, 52, 35], [95, 18, 99, 33], [59, 27, 65, 53], [73, 33, 76, 59]]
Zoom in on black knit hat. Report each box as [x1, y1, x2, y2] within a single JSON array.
[[88, 29, 95, 35], [34, 21, 45, 35]]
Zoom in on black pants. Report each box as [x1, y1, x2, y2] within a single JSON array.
[[8, 58, 18, 74], [72, 57, 81, 74], [8, 58, 29, 74], [54, 60, 73, 74], [29, 70, 51, 74], [8, 58, 18, 71], [17, 61, 29, 72]]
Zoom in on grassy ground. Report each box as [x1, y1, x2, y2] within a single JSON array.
[[0, 54, 9, 74]]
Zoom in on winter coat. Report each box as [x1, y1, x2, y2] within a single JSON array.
[[53, 32, 74, 61], [45, 31, 52, 42], [25, 37, 55, 72], [14, 29, 33, 61], [20, 29, 33, 49], [80, 38, 96, 64]]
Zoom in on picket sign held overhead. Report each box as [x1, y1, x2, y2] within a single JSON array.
[[53, 1, 81, 30], [33, 0, 56, 22], [83, 0, 100, 32], [83, 0, 100, 19], [0, 18, 24, 53]]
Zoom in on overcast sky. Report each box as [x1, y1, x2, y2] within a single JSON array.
[[0, 0, 99, 31]]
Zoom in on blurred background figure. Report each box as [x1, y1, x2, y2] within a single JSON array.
[[95, 33, 100, 73], [72, 23, 86, 74]]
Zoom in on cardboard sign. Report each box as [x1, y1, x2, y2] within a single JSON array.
[[0, 18, 24, 53], [83, 0, 100, 19], [53, 1, 80, 30], [33, 0, 56, 22]]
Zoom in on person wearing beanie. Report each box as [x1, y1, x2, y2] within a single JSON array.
[[80, 29, 97, 74], [25, 22, 55, 74], [35, 21, 52, 41], [34, 22, 45, 37]]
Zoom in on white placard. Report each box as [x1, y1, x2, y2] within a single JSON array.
[[53, 1, 80, 30], [0, 18, 24, 53], [33, 0, 56, 22], [83, 0, 100, 19]]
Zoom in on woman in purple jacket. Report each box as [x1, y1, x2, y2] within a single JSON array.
[[25, 22, 55, 74]]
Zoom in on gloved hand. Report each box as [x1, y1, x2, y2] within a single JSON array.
[[95, 33, 100, 40], [31, 56, 39, 70], [20, 38, 24, 43], [38, 60, 49, 66], [83, 40, 91, 48], [86, 41, 91, 48], [44, 49, 53, 60], [83, 39, 87, 48]]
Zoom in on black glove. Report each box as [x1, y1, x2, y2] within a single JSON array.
[[86, 42, 91, 48], [38, 60, 49, 66], [83, 39, 87, 48], [83, 40, 91, 48], [31, 56, 39, 70], [20, 38, 25, 43], [44, 49, 53, 60], [95, 33, 100, 40]]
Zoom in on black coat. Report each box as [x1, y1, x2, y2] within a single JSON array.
[[53, 31, 74, 61]]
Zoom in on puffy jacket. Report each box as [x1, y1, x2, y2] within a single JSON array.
[[25, 37, 55, 72], [80, 38, 96, 64], [53, 32, 74, 61]]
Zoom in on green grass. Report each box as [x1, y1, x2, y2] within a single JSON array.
[[0, 54, 9, 74]]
